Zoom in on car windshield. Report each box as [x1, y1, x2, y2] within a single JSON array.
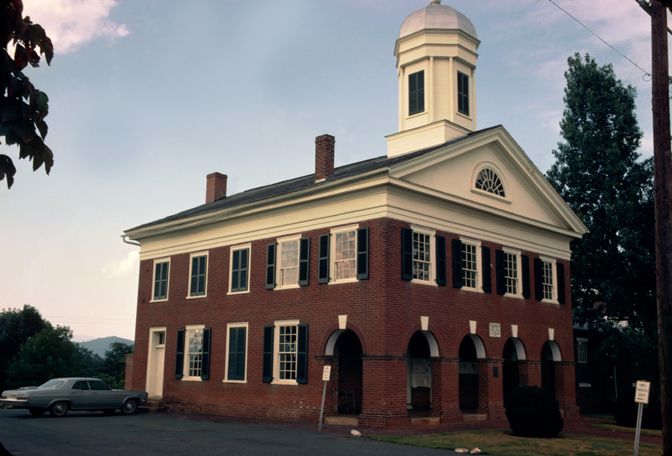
[[37, 379, 66, 390]]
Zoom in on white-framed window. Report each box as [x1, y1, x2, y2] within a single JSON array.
[[576, 337, 588, 364], [461, 238, 482, 291], [151, 258, 170, 301], [330, 225, 357, 283], [274, 320, 299, 385], [188, 252, 208, 298], [229, 244, 251, 294], [277, 236, 300, 289], [224, 323, 248, 383], [412, 226, 435, 284], [540, 256, 557, 302], [503, 248, 521, 297], [183, 325, 204, 381]]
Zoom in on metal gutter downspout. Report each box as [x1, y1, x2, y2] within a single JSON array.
[[121, 234, 140, 247]]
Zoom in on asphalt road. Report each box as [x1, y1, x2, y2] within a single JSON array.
[[0, 409, 452, 455]]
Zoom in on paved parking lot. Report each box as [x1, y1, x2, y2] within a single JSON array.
[[0, 409, 448, 455]]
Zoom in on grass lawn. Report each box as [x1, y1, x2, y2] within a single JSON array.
[[590, 422, 662, 437], [370, 429, 662, 456]]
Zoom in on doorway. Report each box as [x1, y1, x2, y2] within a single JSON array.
[[146, 328, 166, 399]]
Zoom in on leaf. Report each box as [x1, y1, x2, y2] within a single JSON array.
[[33, 90, 48, 113], [36, 118, 47, 139], [13, 43, 27, 71], [0, 154, 16, 188]]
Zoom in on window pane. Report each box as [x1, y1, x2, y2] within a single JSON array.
[[190, 256, 206, 296], [187, 328, 204, 377], [278, 325, 298, 380], [279, 241, 299, 286], [412, 231, 431, 281], [462, 243, 478, 288], [228, 327, 246, 381], [334, 231, 356, 280], [504, 252, 518, 294]]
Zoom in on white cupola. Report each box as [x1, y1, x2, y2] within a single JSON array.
[[386, 0, 480, 157]]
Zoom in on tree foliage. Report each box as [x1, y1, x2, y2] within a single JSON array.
[[98, 342, 133, 388], [0, 305, 48, 390], [0, 0, 54, 188], [547, 53, 655, 333]]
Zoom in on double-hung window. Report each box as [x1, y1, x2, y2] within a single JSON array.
[[503, 249, 521, 297], [225, 323, 247, 382], [412, 228, 434, 283], [278, 237, 300, 288], [457, 71, 469, 116], [319, 225, 369, 284], [277, 323, 298, 382], [402, 227, 442, 285], [461, 239, 482, 291], [152, 258, 170, 301], [538, 256, 557, 302], [576, 337, 588, 364], [333, 230, 356, 280], [176, 325, 211, 381], [188, 252, 208, 298], [408, 70, 425, 116], [229, 245, 250, 293], [262, 321, 309, 385]]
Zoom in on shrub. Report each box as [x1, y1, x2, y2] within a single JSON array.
[[505, 386, 563, 438]]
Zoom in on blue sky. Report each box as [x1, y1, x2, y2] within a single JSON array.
[[0, 0, 657, 341]]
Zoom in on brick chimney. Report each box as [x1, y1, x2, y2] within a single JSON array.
[[206, 172, 227, 203], [315, 134, 335, 182]]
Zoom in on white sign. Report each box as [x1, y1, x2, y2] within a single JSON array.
[[322, 365, 332, 382], [488, 322, 501, 338], [634, 380, 650, 404]]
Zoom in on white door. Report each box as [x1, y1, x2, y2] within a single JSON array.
[[146, 329, 166, 399]]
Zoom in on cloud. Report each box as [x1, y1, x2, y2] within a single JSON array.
[[101, 251, 138, 279], [23, 0, 129, 54]]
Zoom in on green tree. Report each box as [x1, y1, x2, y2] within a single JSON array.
[[0, 0, 54, 188], [0, 305, 48, 390], [5, 325, 91, 388], [98, 342, 133, 388], [547, 53, 655, 333]]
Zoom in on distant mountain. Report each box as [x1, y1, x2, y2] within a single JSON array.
[[79, 336, 134, 357]]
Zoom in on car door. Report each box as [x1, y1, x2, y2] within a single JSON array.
[[69, 380, 91, 409], [88, 380, 117, 409]]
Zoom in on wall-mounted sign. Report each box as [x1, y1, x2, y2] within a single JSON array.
[[489, 322, 501, 338]]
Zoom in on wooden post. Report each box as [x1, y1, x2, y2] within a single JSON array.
[[650, 2, 672, 454]]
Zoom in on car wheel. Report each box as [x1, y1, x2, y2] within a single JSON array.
[[49, 401, 69, 417], [121, 399, 137, 415], [29, 408, 45, 417]]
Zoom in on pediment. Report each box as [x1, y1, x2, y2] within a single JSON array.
[[389, 127, 587, 237]]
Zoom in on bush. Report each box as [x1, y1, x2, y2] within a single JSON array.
[[505, 386, 563, 438]]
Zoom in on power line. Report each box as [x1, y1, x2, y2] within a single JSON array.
[[546, 0, 652, 79]]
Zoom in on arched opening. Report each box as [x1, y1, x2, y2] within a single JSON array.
[[407, 331, 433, 412], [503, 338, 526, 407], [541, 341, 561, 400], [333, 330, 363, 415], [459, 335, 484, 412]]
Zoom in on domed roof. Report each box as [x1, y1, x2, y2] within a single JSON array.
[[399, 1, 477, 40]]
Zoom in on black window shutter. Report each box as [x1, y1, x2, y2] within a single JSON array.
[[534, 258, 543, 301], [436, 235, 447, 286], [262, 326, 274, 383], [495, 249, 505, 295], [557, 262, 566, 304], [299, 238, 310, 286], [201, 328, 211, 381], [297, 324, 309, 384], [318, 234, 330, 284], [357, 228, 369, 280], [522, 255, 530, 299], [265, 244, 276, 289], [452, 239, 463, 289], [482, 246, 491, 293], [175, 329, 185, 380], [401, 228, 413, 281]]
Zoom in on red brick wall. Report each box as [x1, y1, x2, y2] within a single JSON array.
[[132, 217, 576, 426]]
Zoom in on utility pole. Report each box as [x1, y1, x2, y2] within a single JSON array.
[[643, 1, 672, 454]]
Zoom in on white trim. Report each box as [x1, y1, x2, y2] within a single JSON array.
[[329, 224, 360, 284], [187, 252, 209, 299], [224, 322, 249, 383], [182, 324, 205, 381], [275, 236, 301, 290], [459, 237, 483, 292], [410, 225, 436, 286], [272, 319, 300, 385], [228, 243, 251, 295], [150, 258, 171, 302]]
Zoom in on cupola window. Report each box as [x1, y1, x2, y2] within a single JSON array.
[[475, 168, 505, 197], [408, 70, 425, 116], [457, 71, 469, 116]]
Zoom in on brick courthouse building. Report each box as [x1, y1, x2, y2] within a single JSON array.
[[124, 1, 587, 427]]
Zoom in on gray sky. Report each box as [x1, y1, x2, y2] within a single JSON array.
[[0, 0, 658, 341]]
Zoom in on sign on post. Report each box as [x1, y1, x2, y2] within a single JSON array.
[[318, 365, 331, 431], [632, 380, 650, 456]]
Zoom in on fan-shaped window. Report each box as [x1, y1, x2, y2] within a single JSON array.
[[475, 168, 505, 197]]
